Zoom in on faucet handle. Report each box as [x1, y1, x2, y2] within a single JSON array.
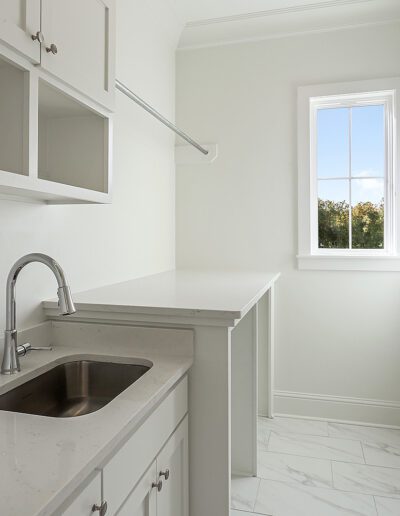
[[16, 343, 53, 356]]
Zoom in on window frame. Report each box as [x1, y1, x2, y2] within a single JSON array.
[[298, 78, 400, 271]]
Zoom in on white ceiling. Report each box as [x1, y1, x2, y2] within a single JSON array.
[[171, 0, 400, 48]]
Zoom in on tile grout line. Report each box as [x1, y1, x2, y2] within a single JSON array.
[[242, 476, 387, 513], [259, 450, 400, 472], [264, 416, 400, 432], [273, 415, 400, 432], [267, 429, 390, 446], [235, 471, 399, 514], [257, 450, 400, 498], [330, 459, 334, 489], [264, 444, 365, 465], [261, 417, 400, 443], [360, 440, 367, 465], [252, 477, 262, 513], [258, 424, 334, 439], [373, 495, 379, 516], [254, 419, 400, 514], [265, 430, 272, 450]]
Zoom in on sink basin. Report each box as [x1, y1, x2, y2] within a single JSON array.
[[0, 360, 151, 417]]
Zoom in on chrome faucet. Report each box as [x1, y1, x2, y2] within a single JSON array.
[[1, 253, 76, 375]]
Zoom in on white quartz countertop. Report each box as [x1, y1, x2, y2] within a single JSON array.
[[44, 269, 280, 321], [0, 321, 193, 516]]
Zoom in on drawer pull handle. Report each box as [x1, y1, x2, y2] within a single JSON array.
[[159, 469, 170, 480], [31, 31, 44, 44], [152, 480, 163, 492], [92, 501, 107, 515], [46, 43, 58, 55]]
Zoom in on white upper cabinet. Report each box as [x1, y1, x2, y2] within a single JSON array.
[[0, 0, 41, 63], [0, 0, 115, 203], [41, 0, 115, 109]]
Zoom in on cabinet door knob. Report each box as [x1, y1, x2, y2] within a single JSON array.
[[46, 43, 58, 55], [92, 501, 107, 515], [159, 469, 170, 480], [31, 31, 44, 44], [152, 480, 163, 492]]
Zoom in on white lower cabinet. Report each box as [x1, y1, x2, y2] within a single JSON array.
[[62, 472, 102, 516], [157, 417, 189, 516], [116, 416, 189, 516], [60, 377, 188, 516], [116, 462, 157, 516]]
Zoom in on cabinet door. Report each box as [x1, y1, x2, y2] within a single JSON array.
[[116, 462, 157, 516], [41, 0, 115, 109], [157, 416, 189, 516], [0, 0, 41, 63], [61, 471, 102, 516]]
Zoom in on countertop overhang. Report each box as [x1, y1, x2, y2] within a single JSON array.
[[43, 269, 280, 327]]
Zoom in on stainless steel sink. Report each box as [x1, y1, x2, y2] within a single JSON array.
[[0, 360, 151, 417]]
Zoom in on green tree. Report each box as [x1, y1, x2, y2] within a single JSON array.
[[318, 199, 349, 248], [352, 200, 384, 249], [318, 199, 384, 249]]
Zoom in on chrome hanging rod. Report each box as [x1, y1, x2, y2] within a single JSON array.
[[115, 79, 208, 155]]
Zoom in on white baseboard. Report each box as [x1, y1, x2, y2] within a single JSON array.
[[273, 390, 400, 427]]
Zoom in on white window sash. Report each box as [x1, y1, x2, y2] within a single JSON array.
[[297, 77, 400, 271], [310, 93, 394, 254]]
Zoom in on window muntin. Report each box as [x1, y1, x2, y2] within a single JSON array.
[[311, 92, 393, 255]]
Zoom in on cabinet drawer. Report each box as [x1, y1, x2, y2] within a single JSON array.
[[103, 376, 188, 515]]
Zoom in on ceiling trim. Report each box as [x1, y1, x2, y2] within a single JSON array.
[[185, 0, 374, 28], [178, 18, 400, 50]]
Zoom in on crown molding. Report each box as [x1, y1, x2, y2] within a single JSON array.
[[185, 0, 374, 28], [178, 18, 400, 50]]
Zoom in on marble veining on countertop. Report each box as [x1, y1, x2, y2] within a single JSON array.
[[0, 321, 193, 516]]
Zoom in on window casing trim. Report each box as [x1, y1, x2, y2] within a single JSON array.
[[298, 78, 400, 271]]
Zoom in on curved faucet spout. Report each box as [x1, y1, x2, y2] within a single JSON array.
[[2, 253, 76, 375]]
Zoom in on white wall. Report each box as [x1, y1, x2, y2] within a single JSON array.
[[0, 0, 181, 331], [176, 22, 400, 425]]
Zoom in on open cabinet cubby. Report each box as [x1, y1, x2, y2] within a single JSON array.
[[0, 52, 111, 204], [0, 56, 28, 177], [38, 81, 109, 193]]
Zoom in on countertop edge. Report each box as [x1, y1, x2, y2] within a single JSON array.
[[43, 272, 281, 324]]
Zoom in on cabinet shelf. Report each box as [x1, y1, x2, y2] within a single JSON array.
[[0, 170, 110, 204]]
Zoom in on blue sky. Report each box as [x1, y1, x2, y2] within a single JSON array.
[[317, 104, 385, 205]]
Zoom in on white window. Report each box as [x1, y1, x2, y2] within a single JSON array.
[[298, 78, 400, 271]]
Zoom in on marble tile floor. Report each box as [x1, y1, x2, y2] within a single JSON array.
[[232, 416, 400, 516]]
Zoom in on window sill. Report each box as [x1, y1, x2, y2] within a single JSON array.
[[297, 254, 400, 271]]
